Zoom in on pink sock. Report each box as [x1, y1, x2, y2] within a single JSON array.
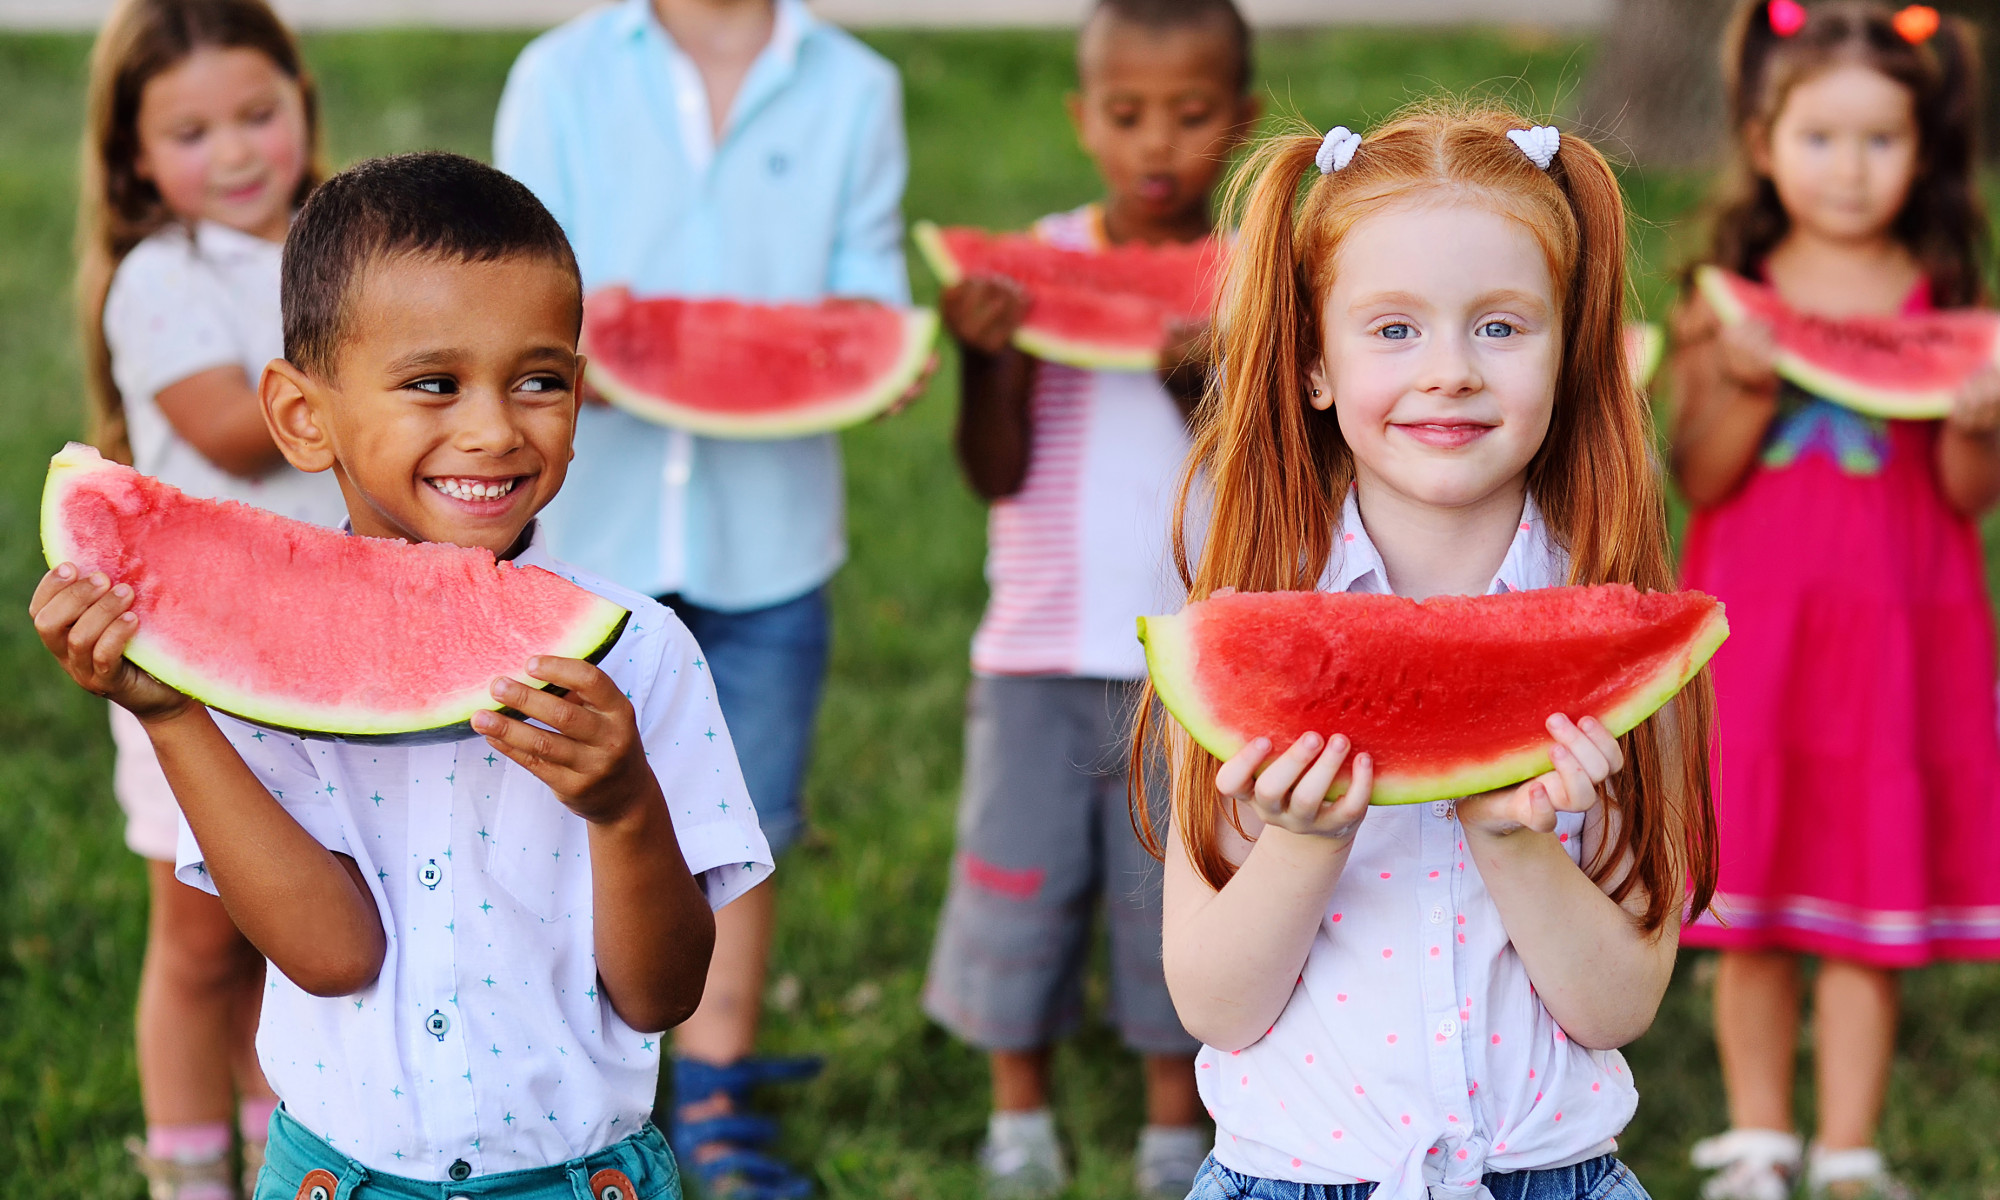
[[239, 1095, 279, 1144], [146, 1120, 231, 1162]]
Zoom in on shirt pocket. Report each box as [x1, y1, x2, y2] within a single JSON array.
[[487, 765, 572, 921]]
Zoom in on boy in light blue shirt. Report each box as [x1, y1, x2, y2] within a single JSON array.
[[493, 2, 908, 1195]]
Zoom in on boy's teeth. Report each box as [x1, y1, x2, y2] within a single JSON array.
[[431, 477, 517, 501]]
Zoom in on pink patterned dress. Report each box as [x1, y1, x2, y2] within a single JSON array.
[[1680, 280, 2000, 966]]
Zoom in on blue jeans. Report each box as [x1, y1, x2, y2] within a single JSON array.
[[253, 1106, 680, 1199], [659, 586, 829, 856], [1185, 1154, 1652, 1200]]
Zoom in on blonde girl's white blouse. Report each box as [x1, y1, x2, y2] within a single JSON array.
[[1197, 490, 1635, 1200], [102, 220, 345, 526]]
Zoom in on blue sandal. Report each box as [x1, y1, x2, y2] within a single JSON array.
[[671, 1056, 822, 1200]]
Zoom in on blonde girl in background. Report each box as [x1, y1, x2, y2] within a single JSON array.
[[77, 1, 345, 1194], [1138, 102, 1719, 1200], [1671, 4, 2000, 1198]]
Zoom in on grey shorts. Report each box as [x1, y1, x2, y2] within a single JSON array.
[[923, 675, 1199, 1056]]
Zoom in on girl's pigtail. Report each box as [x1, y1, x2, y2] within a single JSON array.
[[1723, 0, 1787, 128], [1536, 126, 1721, 932], [1906, 11, 1986, 305], [1132, 129, 1333, 888]]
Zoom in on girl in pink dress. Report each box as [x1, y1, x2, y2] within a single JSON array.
[[1671, 5, 2000, 1199]]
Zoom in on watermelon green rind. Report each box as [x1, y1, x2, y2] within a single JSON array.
[[585, 306, 938, 440], [41, 443, 632, 742], [1694, 265, 1973, 420], [1138, 591, 1729, 808], [1627, 321, 1665, 391], [912, 219, 1173, 372]]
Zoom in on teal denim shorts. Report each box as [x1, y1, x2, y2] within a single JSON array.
[[253, 1106, 680, 1200]]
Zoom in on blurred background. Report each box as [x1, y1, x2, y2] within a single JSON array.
[[2, 1, 1998, 1197]]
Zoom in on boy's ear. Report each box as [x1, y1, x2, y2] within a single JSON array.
[[260, 359, 337, 474], [1232, 94, 1264, 142]]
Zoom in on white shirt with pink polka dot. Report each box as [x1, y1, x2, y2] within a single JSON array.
[[1196, 489, 1633, 1200]]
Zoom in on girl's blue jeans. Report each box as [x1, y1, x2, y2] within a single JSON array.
[[1185, 1154, 1652, 1200]]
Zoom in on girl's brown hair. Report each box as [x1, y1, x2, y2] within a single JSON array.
[[1134, 100, 1719, 935], [76, 0, 323, 463], [1707, 0, 1985, 304]]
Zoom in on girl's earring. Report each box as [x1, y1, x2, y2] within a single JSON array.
[[1312, 388, 1323, 397]]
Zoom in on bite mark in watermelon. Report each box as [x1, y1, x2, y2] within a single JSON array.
[[1140, 585, 1727, 806], [1695, 265, 2000, 419], [913, 220, 1222, 371], [582, 289, 938, 439], [42, 444, 631, 741]]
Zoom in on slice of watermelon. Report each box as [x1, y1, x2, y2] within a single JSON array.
[[581, 289, 938, 439], [1139, 585, 1727, 806], [41, 444, 630, 741], [912, 220, 1222, 371], [1625, 321, 1664, 391], [1695, 265, 2000, 419]]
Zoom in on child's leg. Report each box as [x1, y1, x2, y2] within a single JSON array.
[[1714, 950, 1804, 1132], [1143, 1056, 1199, 1127], [1811, 959, 1898, 1151], [137, 859, 267, 1123], [993, 1047, 1053, 1112]]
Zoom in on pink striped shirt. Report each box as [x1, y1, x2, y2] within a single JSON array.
[[969, 205, 1194, 679]]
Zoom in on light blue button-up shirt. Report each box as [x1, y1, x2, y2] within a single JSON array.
[[494, 0, 910, 610]]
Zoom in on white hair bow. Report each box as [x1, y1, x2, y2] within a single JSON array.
[[1507, 125, 1561, 170], [1316, 126, 1362, 175]]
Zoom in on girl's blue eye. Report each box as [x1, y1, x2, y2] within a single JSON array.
[[1380, 323, 1412, 341], [1480, 321, 1515, 338]]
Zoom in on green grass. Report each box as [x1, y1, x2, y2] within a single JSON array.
[[2, 25, 1997, 1200]]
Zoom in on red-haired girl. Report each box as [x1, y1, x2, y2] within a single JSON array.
[[76, 1, 345, 1194], [1140, 101, 1716, 1200], [1671, 4, 2000, 1198]]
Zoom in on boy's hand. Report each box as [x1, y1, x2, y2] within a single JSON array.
[[1456, 714, 1622, 837], [1946, 364, 2000, 436], [1716, 317, 1780, 399], [29, 565, 192, 722], [473, 656, 655, 823], [941, 275, 1030, 355], [1216, 731, 1373, 844]]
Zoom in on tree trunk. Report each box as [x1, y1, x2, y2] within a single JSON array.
[[1577, 0, 1738, 168]]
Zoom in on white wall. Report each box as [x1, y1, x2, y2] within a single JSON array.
[[0, 0, 1609, 31]]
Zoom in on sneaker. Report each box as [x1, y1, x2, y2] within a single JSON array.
[[981, 1109, 1068, 1200], [1134, 1125, 1209, 1199], [1691, 1128, 1804, 1200], [1806, 1145, 1913, 1200], [124, 1137, 236, 1200]]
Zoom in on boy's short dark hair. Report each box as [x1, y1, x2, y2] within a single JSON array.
[[282, 151, 581, 377], [1085, 0, 1253, 95]]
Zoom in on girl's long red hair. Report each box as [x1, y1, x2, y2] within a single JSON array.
[[1133, 100, 1719, 935]]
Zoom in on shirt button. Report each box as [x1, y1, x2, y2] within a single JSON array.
[[1430, 906, 1446, 924], [449, 1159, 472, 1181], [1432, 800, 1452, 818], [425, 1010, 451, 1040], [419, 859, 443, 889], [1438, 1018, 1458, 1038]]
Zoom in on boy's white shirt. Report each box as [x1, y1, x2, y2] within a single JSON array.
[[174, 522, 772, 1180], [1200, 488, 1629, 1197]]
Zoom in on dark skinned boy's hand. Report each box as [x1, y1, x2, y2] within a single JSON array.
[[30, 565, 193, 723], [940, 275, 1031, 356], [471, 656, 655, 823]]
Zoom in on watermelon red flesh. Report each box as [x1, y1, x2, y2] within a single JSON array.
[[913, 220, 1222, 371], [41, 444, 630, 741], [1695, 265, 2000, 419], [582, 289, 938, 439], [1140, 585, 1728, 806]]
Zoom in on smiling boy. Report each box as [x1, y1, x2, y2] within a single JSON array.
[[31, 152, 771, 1199]]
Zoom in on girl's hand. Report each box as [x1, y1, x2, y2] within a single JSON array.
[[28, 565, 192, 722], [1716, 317, 1780, 398], [472, 657, 657, 825], [1456, 714, 1622, 837], [1215, 732, 1373, 843], [941, 276, 1030, 355], [1947, 365, 2000, 436]]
